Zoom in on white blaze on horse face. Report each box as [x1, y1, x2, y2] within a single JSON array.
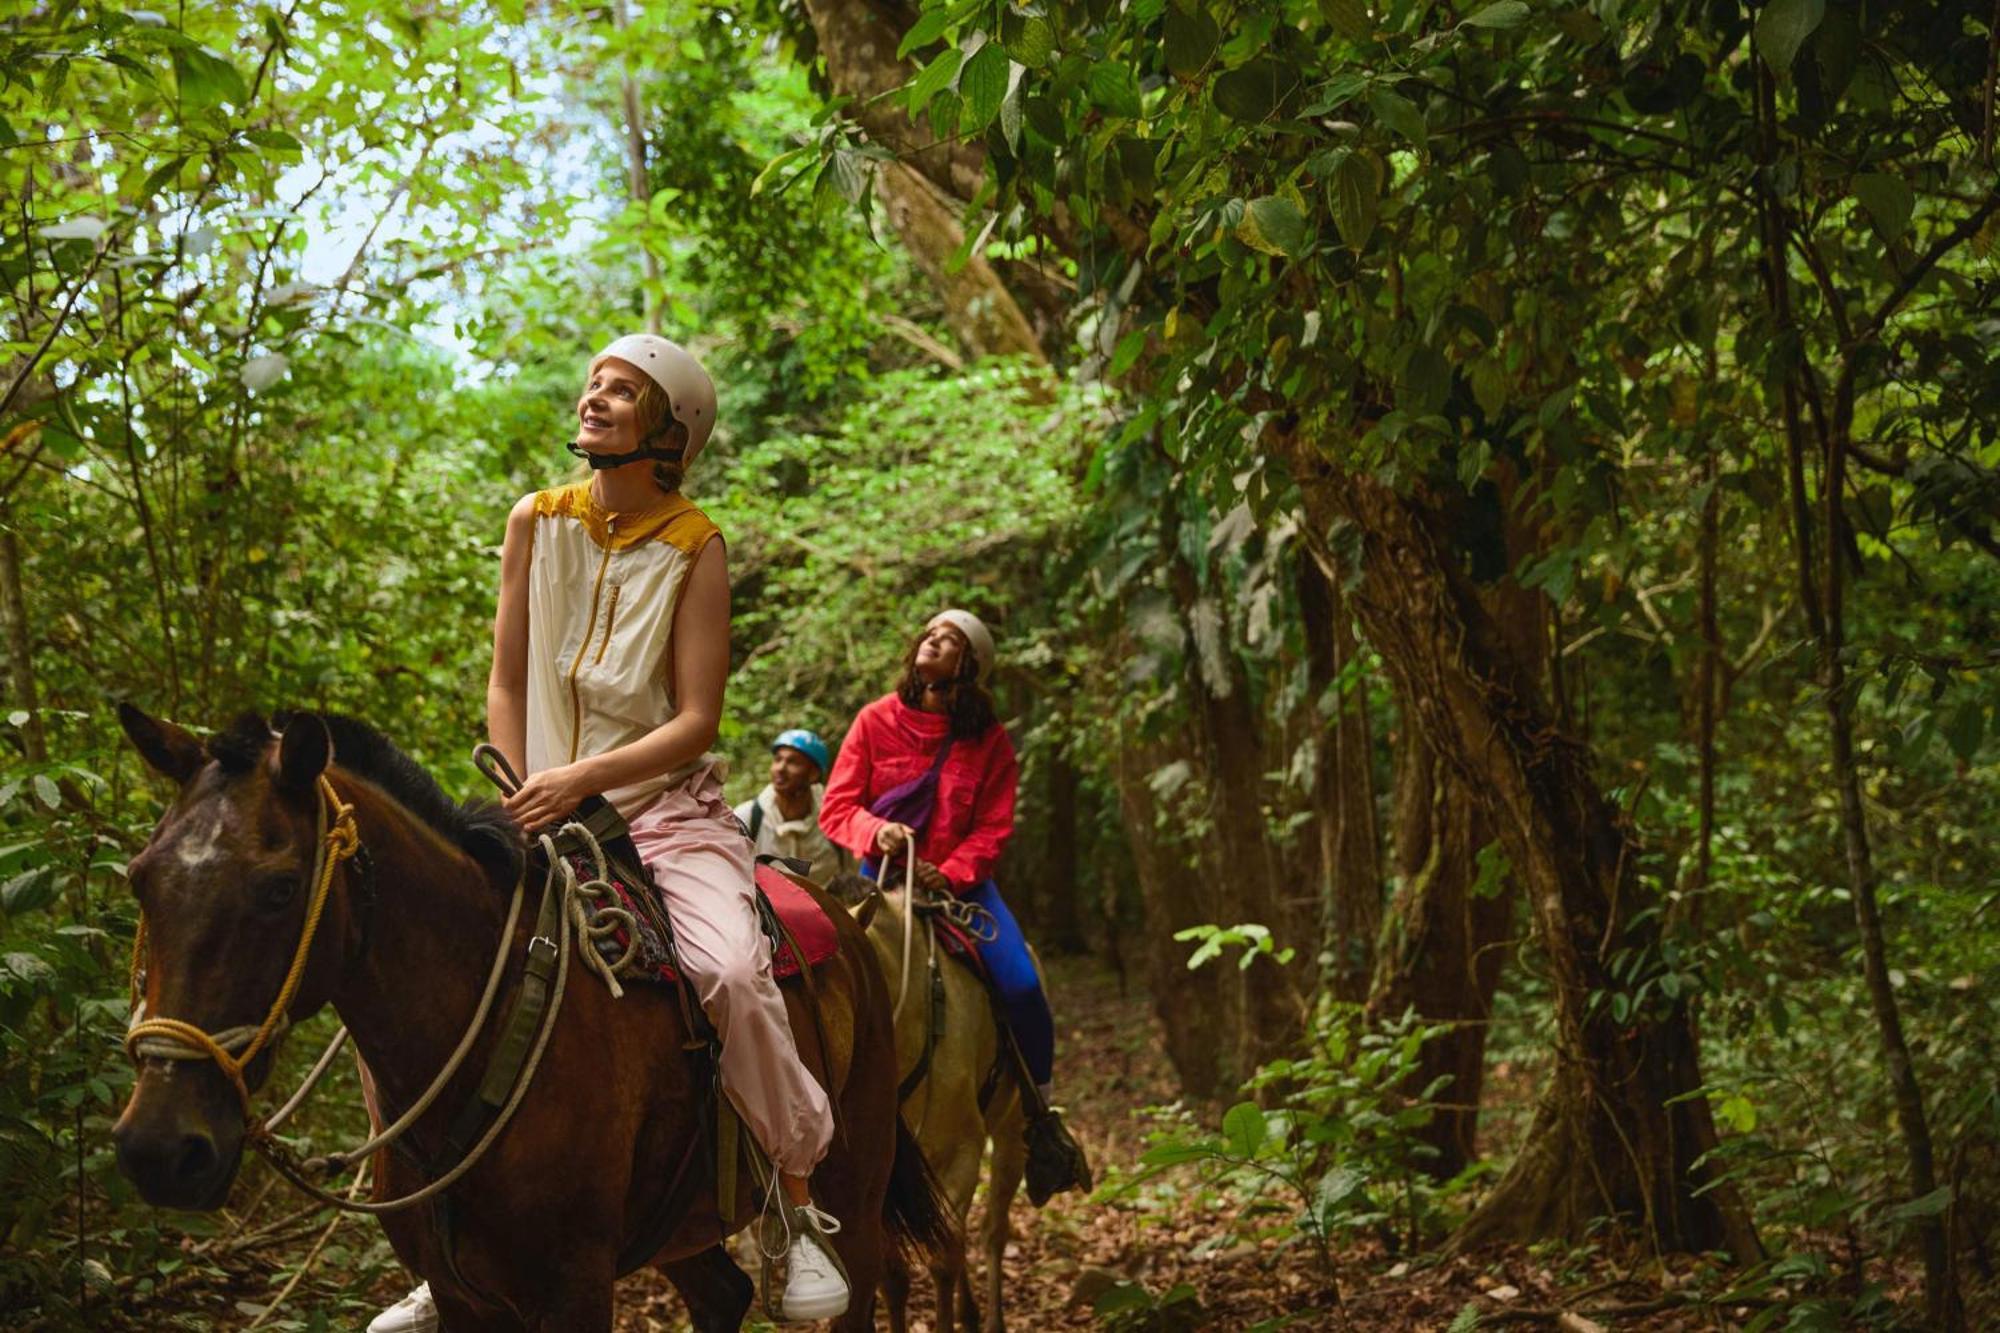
[[173, 813, 227, 869]]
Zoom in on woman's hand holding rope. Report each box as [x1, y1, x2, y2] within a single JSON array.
[[503, 761, 595, 832], [874, 822, 951, 893]]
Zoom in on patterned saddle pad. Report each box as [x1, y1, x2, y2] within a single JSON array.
[[569, 850, 839, 985]]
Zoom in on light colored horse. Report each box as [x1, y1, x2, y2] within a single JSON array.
[[838, 875, 1028, 1333]]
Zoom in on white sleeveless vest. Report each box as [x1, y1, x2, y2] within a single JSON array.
[[523, 482, 723, 817]]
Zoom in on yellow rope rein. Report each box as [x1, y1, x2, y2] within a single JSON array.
[[124, 774, 360, 1120]]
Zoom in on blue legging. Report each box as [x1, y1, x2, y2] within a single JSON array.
[[863, 869, 1055, 1086]]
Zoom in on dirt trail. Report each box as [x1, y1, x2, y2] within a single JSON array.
[[615, 959, 1751, 1331]]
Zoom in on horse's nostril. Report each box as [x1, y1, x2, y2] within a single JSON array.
[[172, 1131, 218, 1186]]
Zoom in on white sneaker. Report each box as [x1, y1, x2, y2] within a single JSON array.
[[779, 1205, 849, 1321], [367, 1281, 437, 1333]]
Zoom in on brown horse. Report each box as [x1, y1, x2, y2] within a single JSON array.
[[832, 874, 1029, 1333], [111, 706, 948, 1331]]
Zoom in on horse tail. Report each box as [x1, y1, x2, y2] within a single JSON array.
[[883, 1115, 956, 1262]]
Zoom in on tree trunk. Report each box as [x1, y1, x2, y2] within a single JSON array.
[[610, 0, 662, 332], [1367, 727, 1512, 1179], [791, 0, 1047, 363], [1751, 54, 1958, 1322], [1161, 511, 1305, 1071], [0, 514, 46, 764], [1296, 549, 1380, 1002], [1112, 731, 1240, 1097], [1290, 451, 1757, 1259], [1042, 750, 1087, 954], [1364, 562, 1537, 1181], [872, 162, 1046, 362]]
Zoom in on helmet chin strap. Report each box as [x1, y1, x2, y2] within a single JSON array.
[[564, 438, 687, 470]]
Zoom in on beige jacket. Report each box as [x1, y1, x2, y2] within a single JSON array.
[[732, 783, 850, 884]]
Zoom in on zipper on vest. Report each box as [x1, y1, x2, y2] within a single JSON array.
[[566, 515, 616, 762], [590, 583, 623, 666]]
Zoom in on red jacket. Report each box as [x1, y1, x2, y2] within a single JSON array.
[[820, 692, 1018, 889]]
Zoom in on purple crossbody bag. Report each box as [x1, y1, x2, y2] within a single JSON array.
[[861, 737, 954, 877]]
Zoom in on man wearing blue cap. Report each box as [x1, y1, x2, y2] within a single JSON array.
[[734, 729, 850, 883]]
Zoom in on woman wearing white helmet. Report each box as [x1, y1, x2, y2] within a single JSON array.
[[368, 336, 846, 1331], [819, 610, 1091, 1205]]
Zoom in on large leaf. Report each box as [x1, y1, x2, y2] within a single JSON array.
[[1314, 1164, 1366, 1217], [1327, 150, 1380, 250], [1401, 345, 1450, 415], [1319, 0, 1373, 41], [906, 47, 963, 117], [1086, 61, 1142, 118], [1163, 4, 1219, 78], [896, 8, 955, 59], [1222, 1101, 1268, 1157], [1462, 0, 1529, 27], [960, 42, 1011, 132], [1755, 0, 1825, 74], [172, 44, 246, 111], [1370, 87, 1426, 153], [1004, 15, 1055, 68], [240, 353, 289, 392], [1237, 195, 1312, 258], [1886, 1185, 1955, 1222], [1212, 58, 1294, 122], [1853, 172, 1913, 243], [41, 216, 107, 241]]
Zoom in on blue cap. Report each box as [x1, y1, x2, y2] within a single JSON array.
[[771, 728, 830, 778]]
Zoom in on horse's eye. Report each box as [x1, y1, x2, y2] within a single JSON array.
[[255, 875, 300, 913]]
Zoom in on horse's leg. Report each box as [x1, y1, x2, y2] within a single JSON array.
[[958, 1267, 982, 1332], [525, 1281, 613, 1333], [933, 1249, 964, 1333], [932, 1138, 977, 1333], [428, 1283, 525, 1333], [661, 1245, 753, 1333], [983, 1103, 1028, 1333], [883, 1246, 913, 1333], [815, 1144, 888, 1333]]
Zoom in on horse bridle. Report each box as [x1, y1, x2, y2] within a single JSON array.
[[121, 762, 614, 1216], [125, 774, 363, 1117]]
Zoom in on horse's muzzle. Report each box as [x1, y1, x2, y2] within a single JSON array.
[[113, 1069, 244, 1210]]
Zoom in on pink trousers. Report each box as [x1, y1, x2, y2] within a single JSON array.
[[627, 768, 833, 1178]]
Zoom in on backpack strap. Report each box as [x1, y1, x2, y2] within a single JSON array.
[[747, 799, 765, 843]]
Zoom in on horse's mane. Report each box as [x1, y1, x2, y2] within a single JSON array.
[[209, 712, 525, 889]]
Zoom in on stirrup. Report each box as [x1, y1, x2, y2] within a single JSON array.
[[1025, 1105, 1093, 1206]]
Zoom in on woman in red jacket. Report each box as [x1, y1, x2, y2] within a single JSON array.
[[820, 610, 1087, 1198]]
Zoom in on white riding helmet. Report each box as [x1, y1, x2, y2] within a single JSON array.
[[926, 609, 995, 684], [592, 333, 718, 465]]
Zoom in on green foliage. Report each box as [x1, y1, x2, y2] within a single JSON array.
[[1110, 993, 1456, 1273], [710, 361, 1097, 760], [1173, 921, 1296, 971]]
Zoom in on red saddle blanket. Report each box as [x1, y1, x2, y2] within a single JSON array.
[[586, 858, 840, 985]]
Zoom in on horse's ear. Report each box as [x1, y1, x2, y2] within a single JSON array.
[[118, 703, 205, 785], [276, 712, 331, 792], [853, 893, 881, 930]]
